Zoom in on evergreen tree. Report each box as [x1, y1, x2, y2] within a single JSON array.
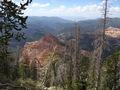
[[23, 57, 30, 78], [0, 0, 32, 77], [31, 59, 38, 80], [104, 48, 120, 90]]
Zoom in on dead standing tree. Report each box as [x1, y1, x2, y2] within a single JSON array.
[[64, 37, 74, 89], [89, 0, 109, 90], [73, 23, 81, 83], [63, 23, 82, 89]]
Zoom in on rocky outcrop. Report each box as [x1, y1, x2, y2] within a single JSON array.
[[21, 34, 65, 65], [93, 27, 120, 38], [21, 34, 93, 65], [105, 27, 120, 38], [89, 27, 120, 46], [23, 26, 120, 64]]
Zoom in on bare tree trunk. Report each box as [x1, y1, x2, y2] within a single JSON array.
[[91, 0, 109, 90], [73, 24, 81, 83], [67, 40, 74, 88], [96, 1, 109, 90]]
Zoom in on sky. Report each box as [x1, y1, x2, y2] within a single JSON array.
[[13, 0, 120, 20]]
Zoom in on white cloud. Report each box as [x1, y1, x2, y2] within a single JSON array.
[[50, 4, 102, 16], [81, 4, 102, 12], [12, 0, 27, 6], [24, 3, 120, 19], [52, 5, 66, 12], [32, 3, 50, 8], [49, 4, 120, 16], [110, 7, 120, 12]]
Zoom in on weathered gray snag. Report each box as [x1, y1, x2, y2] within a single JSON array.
[[90, 0, 109, 90], [73, 24, 81, 82]]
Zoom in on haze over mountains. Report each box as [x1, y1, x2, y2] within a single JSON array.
[[14, 16, 120, 47], [27, 16, 120, 32]]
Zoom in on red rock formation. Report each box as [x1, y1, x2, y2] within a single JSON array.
[[105, 27, 120, 38], [93, 27, 120, 38], [21, 34, 93, 66], [21, 34, 65, 65]]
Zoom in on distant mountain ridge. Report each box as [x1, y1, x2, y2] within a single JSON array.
[[23, 16, 74, 40], [27, 16, 73, 23], [13, 16, 120, 47], [26, 16, 120, 35]]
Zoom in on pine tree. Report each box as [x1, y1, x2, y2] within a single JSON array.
[[23, 57, 30, 78], [104, 49, 120, 90], [0, 0, 32, 76], [31, 60, 38, 80]]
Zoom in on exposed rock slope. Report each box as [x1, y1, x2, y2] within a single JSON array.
[[21, 26, 120, 64], [105, 27, 120, 38], [21, 34, 65, 64]]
